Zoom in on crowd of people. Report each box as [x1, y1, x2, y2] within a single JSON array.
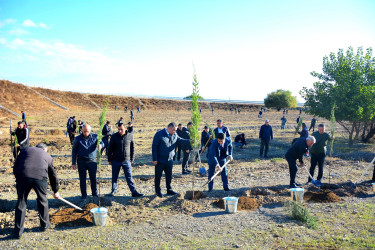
[[8, 108, 374, 239]]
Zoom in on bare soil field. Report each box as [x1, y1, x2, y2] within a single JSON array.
[[0, 98, 374, 248]]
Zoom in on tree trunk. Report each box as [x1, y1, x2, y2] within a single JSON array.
[[348, 124, 355, 147]]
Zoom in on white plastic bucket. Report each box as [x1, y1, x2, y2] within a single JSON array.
[[290, 188, 304, 203], [90, 207, 108, 226], [372, 183, 375, 193], [223, 197, 239, 213]]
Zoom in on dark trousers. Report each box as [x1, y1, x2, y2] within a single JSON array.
[[181, 150, 190, 172], [208, 159, 228, 191], [309, 153, 326, 181], [69, 132, 75, 145], [286, 156, 298, 186], [373, 164, 375, 181], [309, 124, 315, 132], [154, 162, 173, 193], [14, 177, 49, 237], [101, 136, 109, 155], [173, 145, 181, 161], [260, 139, 270, 157], [77, 158, 97, 197], [111, 160, 137, 194]]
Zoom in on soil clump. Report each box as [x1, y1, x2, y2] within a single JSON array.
[[184, 191, 206, 200], [50, 203, 98, 227], [304, 190, 342, 203], [213, 197, 259, 211]]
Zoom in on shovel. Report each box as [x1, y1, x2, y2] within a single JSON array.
[[350, 156, 375, 189], [47, 190, 83, 211], [301, 164, 323, 188], [201, 159, 232, 187]]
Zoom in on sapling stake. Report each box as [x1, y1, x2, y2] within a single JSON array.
[[96, 100, 108, 207]]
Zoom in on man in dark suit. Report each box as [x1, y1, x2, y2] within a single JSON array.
[[152, 122, 191, 197], [214, 119, 231, 138], [173, 123, 184, 161], [259, 119, 273, 158], [285, 136, 316, 188], [181, 122, 193, 174], [13, 143, 60, 239], [207, 133, 233, 191]]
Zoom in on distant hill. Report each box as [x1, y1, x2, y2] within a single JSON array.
[[0, 80, 261, 120]]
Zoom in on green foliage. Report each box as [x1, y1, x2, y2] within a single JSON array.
[[264, 89, 297, 109], [330, 103, 336, 156], [184, 94, 204, 100], [189, 72, 201, 150], [295, 117, 303, 134], [285, 201, 317, 229], [14, 134, 18, 146], [300, 46, 375, 145]]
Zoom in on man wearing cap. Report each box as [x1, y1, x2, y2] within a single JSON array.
[[285, 136, 316, 188], [11, 121, 29, 158], [259, 119, 273, 158], [101, 121, 112, 155], [152, 122, 192, 197], [308, 124, 334, 183], [207, 133, 233, 191], [13, 143, 60, 239], [107, 121, 143, 197], [214, 119, 231, 138], [72, 124, 103, 199]]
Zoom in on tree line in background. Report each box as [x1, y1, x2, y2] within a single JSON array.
[[263, 46, 374, 147]]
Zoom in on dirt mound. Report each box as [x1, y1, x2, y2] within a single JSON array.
[[213, 197, 259, 211], [173, 199, 203, 214], [304, 190, 342, 203], [184, 191, 206, 200], [50, 203, 98, 227]]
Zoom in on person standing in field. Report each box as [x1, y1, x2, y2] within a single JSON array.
[[107, 121, 143, 197], [214, 119, 231, 138], [181, 122, 193, 174], [259, 119, 273, 158], [130, 109, 134, 121], [298, 123, 309, 139], [71, 124, 102, 199], [296, 115, 301, 124], [211, 107, 214, 115], [101, 121, 112, 155], [12, 143, 60, 239], [207, 133, 233, 191], [281, 116, 287, 129], [258, 110, 263, 118], [309, 116, 317, 132], [152, 122, 191, 198], [173, 123, 184, 161], [11, 121, 29, 158], [21, 111, 27, 126], [308, 124, 334, 184], [66, 116, 75, 137], [68, 120, 77, 145]]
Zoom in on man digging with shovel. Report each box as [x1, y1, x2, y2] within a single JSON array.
[[207, 133, 233, 192], [285, 136, 316, 188], [12, 143, 60, 239]]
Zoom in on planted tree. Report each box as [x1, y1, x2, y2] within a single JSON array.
[[330, 103, 336, 157], [189, 70, 202, 198], [97, 100, 108, 206], [301, 46, 375, 146], [264, 89, 297, 111]]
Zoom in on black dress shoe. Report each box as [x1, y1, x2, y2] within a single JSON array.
[[182, 171, 190, 175], [156, 192, 163, 198], [80, 195, 87, 200], [92, 194, 98, 197], [185, 169, 192, 173], [224, 188, 231, 191], [132, 192, 144, 197], [166, 190, 178, 196]]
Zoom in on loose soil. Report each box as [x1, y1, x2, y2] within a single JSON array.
[[304, 190, 342, 203], [50, 203, 98, 227], [213, 197, 259, 211], [184, 191, 206, 200]]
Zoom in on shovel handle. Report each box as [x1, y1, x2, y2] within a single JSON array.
[[201, 159, 231, 187], [47, 190, 83, 211]]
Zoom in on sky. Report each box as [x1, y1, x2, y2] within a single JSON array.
[[0, 0, 374, 102]]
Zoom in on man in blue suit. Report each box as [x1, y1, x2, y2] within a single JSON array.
[[207, 133, 233, 191], [152, 122, 191, 197]]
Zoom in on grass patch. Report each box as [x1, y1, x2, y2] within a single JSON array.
[[284, 201, 317, 229], [271, 157, 284, 163]]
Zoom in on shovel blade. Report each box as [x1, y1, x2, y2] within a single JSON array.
[[312, 180, 323, 187]]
